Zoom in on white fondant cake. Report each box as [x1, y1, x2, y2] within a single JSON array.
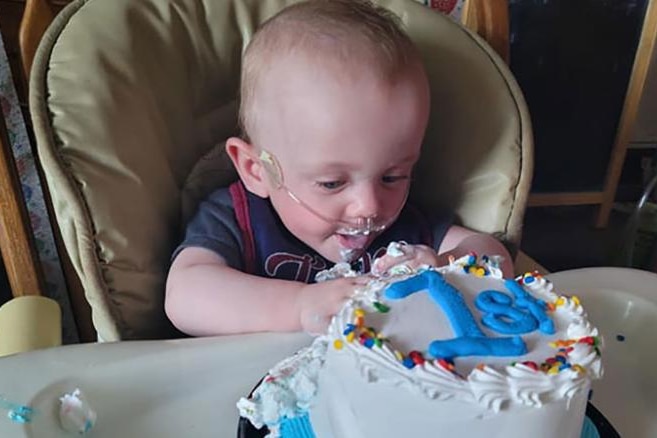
[[238, 245, 603, 438]]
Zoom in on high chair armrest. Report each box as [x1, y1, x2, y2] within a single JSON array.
[[514, 251, 550, 277], [0, 296, 62, 357]]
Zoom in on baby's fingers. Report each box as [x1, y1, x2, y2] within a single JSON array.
[[372, 244, 439, 275], [372, 252, 415, 275]]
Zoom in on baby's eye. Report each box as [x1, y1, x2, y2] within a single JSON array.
[[381, 175, 409, 184], [315, 180, 346, 190]]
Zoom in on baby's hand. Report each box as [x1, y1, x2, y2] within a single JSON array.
[[372, 243, 441, 276], [297, 276, 369, 335]]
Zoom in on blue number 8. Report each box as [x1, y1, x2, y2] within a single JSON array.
[[475, 290, 538, 334]]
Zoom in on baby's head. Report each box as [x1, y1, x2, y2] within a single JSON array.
[[227, 0, 430, 263]]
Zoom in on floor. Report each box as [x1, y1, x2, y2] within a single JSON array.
[[520, 205, 631, 273]]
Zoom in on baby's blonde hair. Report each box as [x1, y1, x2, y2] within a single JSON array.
[[238, 0, 420, 141]]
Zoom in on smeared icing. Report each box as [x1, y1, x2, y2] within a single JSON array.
[[237, 340, 328, 437], [59, 389, 96, 435]]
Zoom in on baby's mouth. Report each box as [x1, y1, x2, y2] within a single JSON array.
[[336, 233, 370, 250], [335, 233, 371, 263]]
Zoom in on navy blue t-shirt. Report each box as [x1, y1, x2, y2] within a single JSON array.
[[174, 182, 452, 283]]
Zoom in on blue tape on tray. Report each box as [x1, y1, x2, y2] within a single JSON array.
[[0, 396, 34, 423]]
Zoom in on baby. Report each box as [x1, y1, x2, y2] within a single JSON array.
[[165, 0, 512, 336]]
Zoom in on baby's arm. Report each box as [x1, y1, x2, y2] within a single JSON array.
[[372, 225, 514, 277], [438, 226, 514, 276], [165, 247, 364, 336]]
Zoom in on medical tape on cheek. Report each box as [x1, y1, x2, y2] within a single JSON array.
[[259, 150, 284, 188]]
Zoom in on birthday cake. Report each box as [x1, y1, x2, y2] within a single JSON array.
[[238, 245, 603, 438]]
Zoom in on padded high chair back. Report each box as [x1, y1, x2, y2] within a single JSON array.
[[29, 0, 532, 341]]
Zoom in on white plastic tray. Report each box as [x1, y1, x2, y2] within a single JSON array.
[[0, 267, 654, 437], [548, 267, 657, 438]]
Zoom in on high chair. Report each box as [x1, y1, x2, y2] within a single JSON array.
[[8, 0, 532, 342]]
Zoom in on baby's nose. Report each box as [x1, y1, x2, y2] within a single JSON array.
[[348, 183, 382, 219]]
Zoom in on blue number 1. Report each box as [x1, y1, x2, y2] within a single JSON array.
[[385, 271, 527, 360]]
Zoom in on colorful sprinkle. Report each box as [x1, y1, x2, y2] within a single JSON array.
[[579, 336, 594, 345], [549, 339, 576, 348], [394, 350, 404, 362], [346, 332, 355, 343], [521, 361, 539, 371], [572, 365, 586, 374], [364, 338, 375, 349], [373, 302, 390, 313], [402, 357, 415, 369], [437, 359, 455, 371], [343, 324, 356, 336], [409, 351, 425, 365], [333, 339, 344, 350], [354, 308, 366, 318]]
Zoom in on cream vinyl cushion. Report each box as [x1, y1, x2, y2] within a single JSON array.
[[30, 0, 532, 341]]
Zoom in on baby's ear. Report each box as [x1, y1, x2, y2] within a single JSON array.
[[225, 137, 269, 198]]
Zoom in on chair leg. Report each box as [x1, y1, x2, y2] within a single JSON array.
[[0, 107, 47, 297], [19, 0, 55, 80], [462, 0, 510, 63]]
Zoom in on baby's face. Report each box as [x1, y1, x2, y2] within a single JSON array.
[[252, 55, 430, 263]]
